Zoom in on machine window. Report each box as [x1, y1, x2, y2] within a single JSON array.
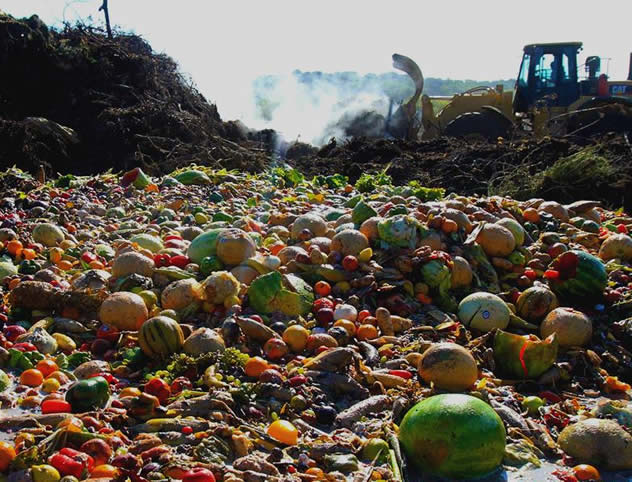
[[560, 54, 571, 82], [518, 54, 531, 87], [535, 53, 556, 89]]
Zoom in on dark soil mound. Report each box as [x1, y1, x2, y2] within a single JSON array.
[[0, 12, 268, 176], [286, 134, 632, 210]]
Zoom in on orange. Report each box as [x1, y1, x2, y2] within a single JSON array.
[[65, 223, 77, 234], [119, 387, 142, 398], [36, 359, 59, 378], [89, 260, 105, 270], [314, 281, 331, 296], [334, 319, 356, 337], [267, 420, 299, 445], [20, 369, 44, 387], [6, 240, 22, 257], [21, 248, 36, 260], [441, 219, 459, 234], [269, 242, 285, 256], [8, 278, 20, 290], [57, 260, 73, 271], [91, 464, 119, 477], [244, 357, 269, 378], [0, 441, 16, 471], [357, 323, 379, 341], [523, 208, 540, 223], [306, 467, 325, 479], [572, 464, 601, 480], [49, 247, 64, 264]]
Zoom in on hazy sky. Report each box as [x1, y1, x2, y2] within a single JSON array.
[[4, 0, 632, 125]]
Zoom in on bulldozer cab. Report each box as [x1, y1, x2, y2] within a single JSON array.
[[513, 42, 582, 113]]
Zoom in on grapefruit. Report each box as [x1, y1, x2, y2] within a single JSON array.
[[399, 394, 506, 479]]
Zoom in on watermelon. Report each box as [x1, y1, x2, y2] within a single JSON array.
[[138, 316, 184, 360], [173, 170, 211, 185], [493, 329, 558, 379], [399, 394, 506, 479], [547, 250, 607, 301]]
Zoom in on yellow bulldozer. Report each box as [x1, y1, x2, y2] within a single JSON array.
[[387, 43, 632, 140]]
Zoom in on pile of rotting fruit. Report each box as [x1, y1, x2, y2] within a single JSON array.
[[0, 165, 628, 482]]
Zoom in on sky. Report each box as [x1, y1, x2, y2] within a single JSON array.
[[3, 0, 632, 131]]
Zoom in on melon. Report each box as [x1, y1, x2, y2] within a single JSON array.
[[399, 394, 506, 479], [599, 233, 632, 261], [515, 285, 558, 323], [99, 292, 149, 331], [493, 330, 558, 379], [476, 223, 515, 257], [457, 292, 510, 332], [547, 250, 607, 302], [540, 307, 592, 347], [417, 343, 478, 391], [138, 316, 184, 360]]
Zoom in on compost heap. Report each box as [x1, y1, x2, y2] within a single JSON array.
[[0, 164, 628, 481]]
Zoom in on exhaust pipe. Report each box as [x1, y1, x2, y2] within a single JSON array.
[[628, 52, 632, 81]]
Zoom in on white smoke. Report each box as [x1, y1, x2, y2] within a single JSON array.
[[217, 71, 393, 147]]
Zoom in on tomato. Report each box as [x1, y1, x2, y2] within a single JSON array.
[[41, 399, 72, 414], [314, 281, 331, 296], [342, 255, 359, 271], [169, 255, 190, 268], [144, 378, 171, 405], [182, 467, 216, 482], [313, 297, 334, 313], [81, 251, 97, 263]]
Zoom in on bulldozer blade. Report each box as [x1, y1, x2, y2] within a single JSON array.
[[387, 54, 424, 140]]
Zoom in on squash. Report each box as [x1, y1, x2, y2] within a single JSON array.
[[32, 223, 65, 247], [515, 285, 558, 322], [99, 292, 149, 331], [138, 316, 184, 360], [458, 292, 510, 332], [540, 307, 592, 347], [202, 271, 241, 304], [330, 229, 369, 256], [443, 208, 473, 233], [290, 214, 328, 239], [160, 279, 204, 311], [476, 223, 515, 257], [215, 228, 257, 266], [451, 256, 473, 288], [111, 251, 155, 278], [599, 233, 632, 261]]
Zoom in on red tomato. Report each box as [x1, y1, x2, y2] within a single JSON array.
[[182, 467, 216, 482], [41, 399, 72, 414], [144, 378, 171, 405], [169, 255, 190, 268], [342, 255, 359, 271]]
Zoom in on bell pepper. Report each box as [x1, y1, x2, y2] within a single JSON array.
[[65, 376, 110, 412]]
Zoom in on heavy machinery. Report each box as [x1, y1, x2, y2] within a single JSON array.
[[388, 43, 632, 140]]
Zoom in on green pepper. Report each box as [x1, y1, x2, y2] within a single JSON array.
[[66, 376, 110, 412], [8, 348, 33, 371], [200, 256, 224, 276], [18, 260, 39, 274]]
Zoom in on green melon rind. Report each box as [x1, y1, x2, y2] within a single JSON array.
[[399, 394, 506, 479]]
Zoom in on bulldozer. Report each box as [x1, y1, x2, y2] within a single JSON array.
[[387, 43, 632, 140]]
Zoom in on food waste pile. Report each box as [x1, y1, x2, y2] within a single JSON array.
[[0, 165, 629, 482]]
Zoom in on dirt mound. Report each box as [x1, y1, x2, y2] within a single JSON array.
[[0, 13, 268, 176], [286, 134, 632, 210]]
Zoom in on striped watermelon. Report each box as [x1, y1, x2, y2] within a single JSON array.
[[547, 250, 606, 302], [138, 316, 184, 360]]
